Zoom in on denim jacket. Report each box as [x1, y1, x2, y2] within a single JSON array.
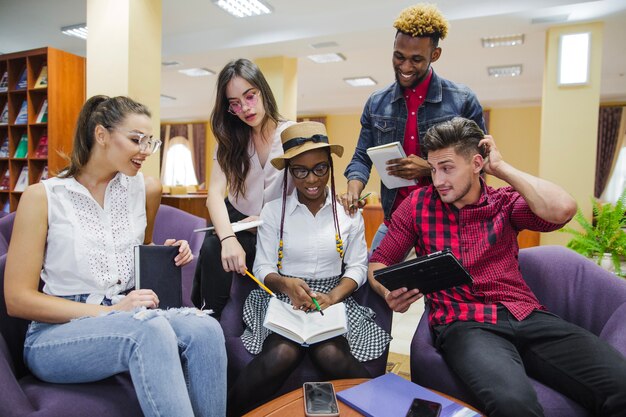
[[344, 70, 486, 220]]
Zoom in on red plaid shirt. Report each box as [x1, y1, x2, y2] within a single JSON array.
[[370, 180, 565, 326]]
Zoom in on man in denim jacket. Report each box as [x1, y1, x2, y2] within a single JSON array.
[[341, 4, 486, 250]]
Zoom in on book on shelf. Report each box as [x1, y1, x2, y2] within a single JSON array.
[[337, 373, 480, 417], [0, 103, 9, 125], [134, 245, 182, 309], [0, 169, 10, 191], [34, 133, 48, 158], [14, 100, 28, 124], [16, 67, 27, 90], [0, 71, 8, 92], [262, 297, 348, 346], [39, 165, 49, 182], [366, 142, 418, 189], [34, 65, 48, 89], [36, 99, 48, 123], [0, 136, 9, 158], [14, 134, 28, 158], [14, 165, 29, 192]]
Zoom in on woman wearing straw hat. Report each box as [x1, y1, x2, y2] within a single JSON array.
[[227, 121, 391, 415], [192, 58, 295, 317]]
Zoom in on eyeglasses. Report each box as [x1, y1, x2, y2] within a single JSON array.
[[119, 130, 162, 154], [289, 162, 330, 179], [228, 90, 260, 115]]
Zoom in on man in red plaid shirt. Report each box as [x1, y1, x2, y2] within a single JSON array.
[[369, 117, 626, 417]]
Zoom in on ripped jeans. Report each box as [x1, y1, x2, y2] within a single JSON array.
[[24, 295, 227, 417]]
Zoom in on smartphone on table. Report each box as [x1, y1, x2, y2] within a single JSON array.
[[303, 382, 340, 417], [405, 397, 442, 417]]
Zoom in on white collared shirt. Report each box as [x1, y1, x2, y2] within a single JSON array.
[[40, 172, 146, 305], [222, 120, 296, 216], [253, 188, 368, 287]]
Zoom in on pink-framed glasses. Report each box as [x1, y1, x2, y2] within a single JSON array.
[[228, 90, 260, 115]]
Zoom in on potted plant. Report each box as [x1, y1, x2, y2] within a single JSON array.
[[562, 188, 626, 276]]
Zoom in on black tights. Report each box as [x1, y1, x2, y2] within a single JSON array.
[[227, 333, 371, 416]]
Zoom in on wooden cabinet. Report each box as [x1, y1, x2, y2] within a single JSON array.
[[0, 47, 85, 212]]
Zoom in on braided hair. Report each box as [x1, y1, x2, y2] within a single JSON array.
[[276, 149, 344, 270]]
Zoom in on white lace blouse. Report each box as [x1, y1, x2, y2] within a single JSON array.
[[40, 172, 147, 305]]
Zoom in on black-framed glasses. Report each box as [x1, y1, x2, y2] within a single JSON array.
[[228, 90, 260, 115], [289, 162, 330, 179]]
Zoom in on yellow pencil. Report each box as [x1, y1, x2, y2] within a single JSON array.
[[244, 270, 276, 297]]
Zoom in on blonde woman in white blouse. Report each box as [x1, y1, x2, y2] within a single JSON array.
[[5, 95, 227, 417]]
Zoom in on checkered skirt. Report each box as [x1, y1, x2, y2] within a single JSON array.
[[241, 275, 392, 362]]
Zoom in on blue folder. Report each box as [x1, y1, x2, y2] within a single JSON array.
[[337, 373, 480, 417]]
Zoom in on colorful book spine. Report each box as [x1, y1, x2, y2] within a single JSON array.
[[34, 65, 48, 89], [14, 165, 29, 192], [15, 100, 28, 124], [0, 71, 8, 92], [0, 136, 9, 158], [0, 103, 8, 125], [34, 134, 48, 158], [16, 68, 27, 90], [36, 99, 48, 123], [0, 169, 10, 191], [39, 165, 49, 182], [14, 134, 28, 158]]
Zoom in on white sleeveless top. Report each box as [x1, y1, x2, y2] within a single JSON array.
[[223, 120, 295, 216], [41, 172, 147, 305]]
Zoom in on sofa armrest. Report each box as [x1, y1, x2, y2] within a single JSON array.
[[0, 333, 34, 417], [599, 302, 626, 355]]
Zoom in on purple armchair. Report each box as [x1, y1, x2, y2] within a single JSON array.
[[410, 245, 626, 417], [220, 272, 393, 399], [0, 204, 206, 417]]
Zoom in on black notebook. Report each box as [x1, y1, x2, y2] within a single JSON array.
[[373, 249, 473, 294], [134, 245, 182, 309]]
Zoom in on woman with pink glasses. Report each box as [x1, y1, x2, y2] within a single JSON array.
[[192, 58, 295, 318]]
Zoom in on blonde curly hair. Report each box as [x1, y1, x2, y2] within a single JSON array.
[[393, 3, 449, 41]]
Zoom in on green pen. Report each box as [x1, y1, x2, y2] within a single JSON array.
[[349, 192, 372, 209], [311, 297, 324, 316]]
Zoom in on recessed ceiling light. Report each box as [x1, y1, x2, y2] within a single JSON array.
[[307, 53, 346, 64], [162, 61, 182, 67], [310, 41, 339, 49], [487, 65, 522, 78], [212, 0, 272, 18], [481, 34, 524, 48], [61, 23, 88, 40], [178, 68, 215, 77], [344, 77, 377, 87]]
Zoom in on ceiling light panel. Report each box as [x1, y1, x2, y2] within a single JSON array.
[[178, 68, 215, 77], [481, 34, 524, 48], [307, 53, 346, 64], [213, 0, 272, 18], [487, 65, 522, 77], [61, 23, 88, 40], [344, 77, 377, 87]]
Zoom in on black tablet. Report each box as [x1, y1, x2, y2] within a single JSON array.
[[373, 249, 473, 294]]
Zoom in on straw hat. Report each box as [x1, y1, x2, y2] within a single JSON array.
[[270, 121, 344, 170]]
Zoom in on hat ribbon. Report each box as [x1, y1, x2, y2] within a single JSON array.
[[282, 134, 329, 152]]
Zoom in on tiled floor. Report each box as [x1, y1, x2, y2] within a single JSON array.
[[389, 297, 424, 355]]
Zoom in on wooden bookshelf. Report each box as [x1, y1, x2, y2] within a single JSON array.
[[0, 47, 85, 212]]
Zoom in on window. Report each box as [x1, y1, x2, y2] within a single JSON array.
[[601, 144, 626, 204], [161, 136, 198, 186]]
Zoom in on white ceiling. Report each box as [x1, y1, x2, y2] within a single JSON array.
[[1, 0, 625, 122]]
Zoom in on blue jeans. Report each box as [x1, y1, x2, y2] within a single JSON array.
[[24, 299, 227, 417], [370, 223, 388, 252]]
